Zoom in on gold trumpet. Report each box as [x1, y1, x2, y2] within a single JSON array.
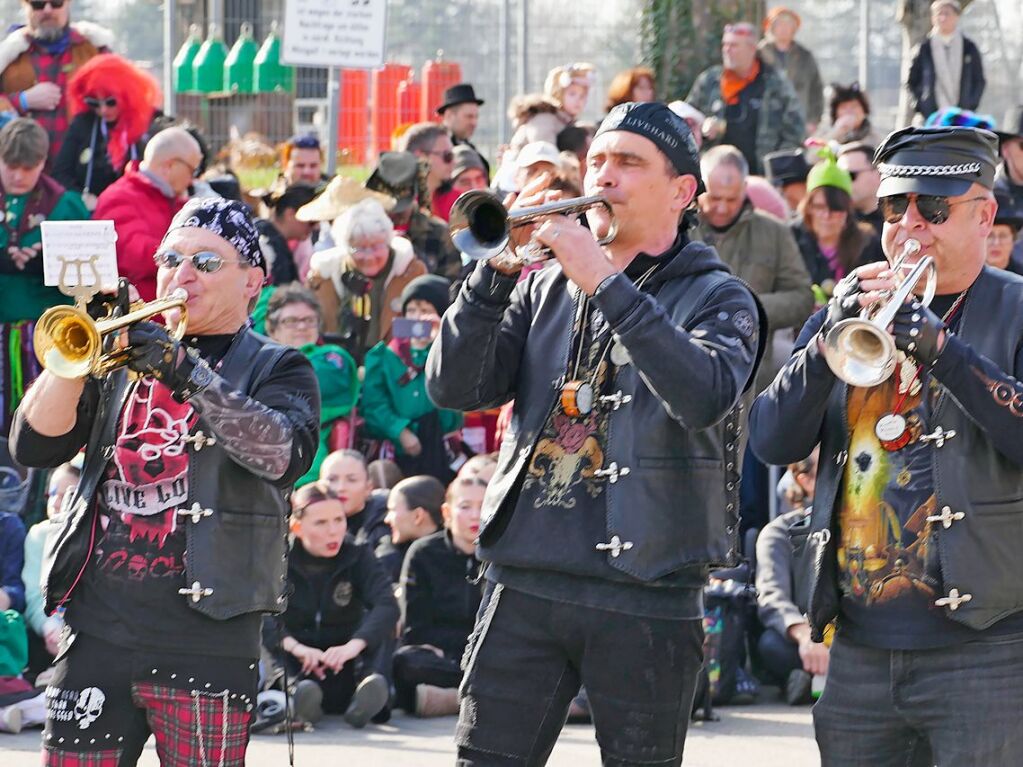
[[822, 240, 937, 387], [449, 190, 617, 263], [34, 288, 189, 379]]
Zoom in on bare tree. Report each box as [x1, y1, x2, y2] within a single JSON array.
[[895, 0, 976, 126]]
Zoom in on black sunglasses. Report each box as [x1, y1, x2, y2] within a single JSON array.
[[154, 250, 242, 273], [28, 0, 65, 8], [879, 194, 987, 225], [84, 96, 117, 109], [429, 149, 455, 163]]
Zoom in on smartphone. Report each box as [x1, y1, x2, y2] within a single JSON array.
[[391, 317, 433, 340]]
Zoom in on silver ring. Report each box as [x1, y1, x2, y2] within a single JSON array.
[[908, 341, 917, 352], [910, 328, 919, 338]]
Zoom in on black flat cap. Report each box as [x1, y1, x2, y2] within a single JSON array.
[[874, 126, 999, 197], [996, 106, 1023, 144], [365, 151, 420, 214], [437, 83, 484, 115], [764, 149, 811, 186]]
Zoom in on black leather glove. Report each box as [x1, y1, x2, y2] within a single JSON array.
[[892, 300, 945, 367], [125, 321, 211, 400], [820, 273, 863, 338], [85, 278, 132, 320]]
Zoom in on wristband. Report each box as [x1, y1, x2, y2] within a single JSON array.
[[592, 272, 619, 297], [18, 91, 28, 112]]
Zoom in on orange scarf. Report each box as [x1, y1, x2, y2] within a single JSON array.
[[721, 59, 761, 106]]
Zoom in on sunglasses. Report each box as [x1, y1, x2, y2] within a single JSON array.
[[84, 96, 117, 109], [27, 0, 65, 9], [428, 149, 455, 163], [879, 194, 987, 225], [154, 250, 243, 273]]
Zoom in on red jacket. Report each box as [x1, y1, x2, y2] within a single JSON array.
[[93, 168, 184, 301]]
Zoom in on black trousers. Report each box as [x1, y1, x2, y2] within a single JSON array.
[[754, 627, 802, 686], [393, 644, 463, 711], [455, 583, 704, 767]]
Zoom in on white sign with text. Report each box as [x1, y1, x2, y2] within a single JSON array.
[[282, 0, 387, 69], [41, 220, 119, 291]]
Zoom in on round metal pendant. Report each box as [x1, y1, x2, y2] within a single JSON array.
[[875, 413, 911, 451], [610, 341, 630, 367]]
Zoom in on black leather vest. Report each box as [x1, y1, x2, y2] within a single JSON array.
[[807, 267, 1023, 636], [42, 330, 293, 620]]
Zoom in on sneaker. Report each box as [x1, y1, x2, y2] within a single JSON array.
[[0, 705, 23, 734], [414, 683, 460, 718], [250, 691, 287, 734], [289, 680, 323, 725], [343, 674, 389, 729], [566, 693, 591, 725], [732, 667, 760, 705], [785, 669, 813, 706]]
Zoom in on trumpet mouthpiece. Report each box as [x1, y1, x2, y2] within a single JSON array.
[[903, 239, 921, 257], [170, 288, 188, 301]]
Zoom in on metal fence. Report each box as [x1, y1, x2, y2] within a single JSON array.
[[0, 0, 1019, 173]]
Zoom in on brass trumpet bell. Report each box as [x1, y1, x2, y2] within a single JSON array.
[[34, 289, 189, 379], [449, 190, 617, 262]]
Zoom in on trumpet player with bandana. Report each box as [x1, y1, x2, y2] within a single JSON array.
[[9, 197, 320, 766], [750, 126, 1023, 766], [427, 102, 765, 766]]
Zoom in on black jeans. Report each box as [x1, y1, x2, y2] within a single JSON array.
[[814, 633, 1023, 766], [393, 645, 463, 712], [755, 627, 802, 686], [455, 583, 704, 767]]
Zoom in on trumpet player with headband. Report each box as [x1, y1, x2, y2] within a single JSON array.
[[426, 101, 765, 765], [9, 196, 320, 766], [750, 125, 1023, 766]]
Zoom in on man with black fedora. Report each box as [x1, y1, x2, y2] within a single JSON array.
[[364, 151, 460, 279], [995, 105, 1023, 263], [428, 101, 765, 765], [751, 125, 1023, 765], [764, 147, 811, 216], [437, 83, 489, 177]]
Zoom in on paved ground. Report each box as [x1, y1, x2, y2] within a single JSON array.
[[1, 698, 818, 766]]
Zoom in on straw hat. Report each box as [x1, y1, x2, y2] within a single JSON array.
[[295, 176, 396, 222]]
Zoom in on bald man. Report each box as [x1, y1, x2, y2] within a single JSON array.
[[94, 127, 202, 300]]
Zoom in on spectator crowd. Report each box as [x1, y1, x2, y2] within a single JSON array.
[[1, 0, 1022, 750]]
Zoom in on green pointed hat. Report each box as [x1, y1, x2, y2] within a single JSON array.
[[805, 142, 853, 196]]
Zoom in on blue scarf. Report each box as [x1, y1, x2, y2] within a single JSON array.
[[6, 24, 73, 57]]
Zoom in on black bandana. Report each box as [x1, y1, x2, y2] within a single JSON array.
[[596, 101, 704, 193], [162, 198, 265, 273]]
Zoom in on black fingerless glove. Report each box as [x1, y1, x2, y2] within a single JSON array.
[[892, 300, 945, 367], [125, 321, 212, 401], [820, 274, 863, 338]]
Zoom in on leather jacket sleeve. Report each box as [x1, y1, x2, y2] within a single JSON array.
[[749, 308, 836, 466], [591, 272, 761, 430], [930, 334, 1023, 466], [426, 262, 533, 412], [350, 546, 401, 650]]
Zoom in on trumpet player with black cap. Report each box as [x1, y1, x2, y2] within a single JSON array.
[[427, 101, 765, 765], [8, 197, 320, 766], [750, 125, 1023, 766]]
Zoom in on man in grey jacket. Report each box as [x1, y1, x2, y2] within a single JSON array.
[[427, 102, 765, 766]]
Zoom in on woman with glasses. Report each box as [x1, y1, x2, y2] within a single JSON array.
[[985, 189, 1023, 274], [307, 198, 427, 364], [792, 146, 878, 298], [264, 283, 359, 488], [51, 54, 162, 209]]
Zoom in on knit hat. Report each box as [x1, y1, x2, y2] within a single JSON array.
[[400, 275, 450, 316], [924, 107, 996, 131], [805, 143, 853, 196]]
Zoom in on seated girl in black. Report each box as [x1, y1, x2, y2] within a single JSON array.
[[263, 483, 399, 726], [394, 474, 486, 716]]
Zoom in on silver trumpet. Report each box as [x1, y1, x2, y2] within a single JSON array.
[[822, 239, 937, 387], [448, 190, 617, 263]]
